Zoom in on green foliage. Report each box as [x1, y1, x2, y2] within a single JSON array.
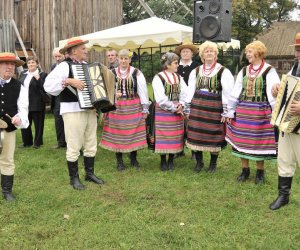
[[0, 113, 300, 249]]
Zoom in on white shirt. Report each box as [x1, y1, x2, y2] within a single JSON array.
[[152, 71, 188, 112], [0, 77, 29, 129]]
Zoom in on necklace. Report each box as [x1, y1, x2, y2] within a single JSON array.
[[202, 61, 217, 76], [248, 60, 264, 80], [163, 70, 177, 84], [117, 66, 131, 79]]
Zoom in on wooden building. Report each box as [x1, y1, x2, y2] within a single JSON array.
[[0, 0, 123, 72], [256, 21, 300, 76]]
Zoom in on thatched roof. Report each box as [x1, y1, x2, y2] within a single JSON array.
[[256, 21, 299, 58]]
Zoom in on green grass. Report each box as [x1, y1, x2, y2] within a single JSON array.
[[1, 113, 300, 249]]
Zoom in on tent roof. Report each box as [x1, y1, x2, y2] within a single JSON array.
[[59, 17, 240, 53]]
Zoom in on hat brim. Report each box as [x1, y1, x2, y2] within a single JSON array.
[[289, 44, 300, 47], [175, 44, 198, 55], [0, 59, 25, 67], [59, 40, 89, 54]]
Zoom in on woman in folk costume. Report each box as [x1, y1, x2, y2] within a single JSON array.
[[225, 41, 280, 184], [152, 52, 188, 171], [100, 49, 150, 171], [186, 41, 234, 173]]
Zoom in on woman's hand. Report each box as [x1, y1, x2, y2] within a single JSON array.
[[271, 84, 280, 98], [221, 117, 226, 123], [226, 118, 232, 124]]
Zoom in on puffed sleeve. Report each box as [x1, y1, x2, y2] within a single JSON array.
[[152, 74, 177, 112], [44, 61, 69, 96], [221, 68, 235, 117], [266, 67, 280, 110], [16, 84, 29, 129], [136, 69, 150, 113], [225, 69, 244, 118], [186, 68, 197, 103]]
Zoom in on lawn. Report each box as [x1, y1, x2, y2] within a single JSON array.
[[0, 112, 299, 249]]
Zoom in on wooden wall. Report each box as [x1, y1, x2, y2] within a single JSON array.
[[1, 0, 123, 72]]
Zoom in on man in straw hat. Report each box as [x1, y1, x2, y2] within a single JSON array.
[[175, 42, 200, 86], [0, 52, 29, 201], [269, 32, 300, 210], [174, 42, 200, 158], [44, 37, 105, 190]]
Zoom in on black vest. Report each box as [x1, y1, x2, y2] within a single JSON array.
[[60, 58, 79, 103], [291, 62, 299, 77], [0, 78, 21, 132], [177, 60, 200, 85]]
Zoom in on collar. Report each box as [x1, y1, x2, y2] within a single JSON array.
[[0, 77, 11, 84], [179, 59, 193, 67]]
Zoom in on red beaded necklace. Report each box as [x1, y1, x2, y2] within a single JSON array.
[[117, 66, 131, 79], [248, 60, 265, 80], [163, 70, 177, 84], [202, 61, 217, 76]]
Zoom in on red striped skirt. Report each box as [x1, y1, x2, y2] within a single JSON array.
[[186, 91, 226, 152], [154, 103, 184, 154], [99, 97, 147, 152], [226, 101, 277, 160]]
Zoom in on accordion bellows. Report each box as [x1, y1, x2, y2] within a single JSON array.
[[271, 74, 300, 133]]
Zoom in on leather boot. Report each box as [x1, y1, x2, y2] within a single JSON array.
[[269, 176, 293, 210], [207, 153, 218, 173], [116, 153, 125, 171], [194, 151, 204, 173], [67, 161, 85, 190], [130, 151, 140, 169], [1, 174, 16, 202], [84, 156, 104, 185], [255, 169, 265, 184], [168, 154, 175, 171], [160, 154, 168, 171], [237, 168, 250, 182]]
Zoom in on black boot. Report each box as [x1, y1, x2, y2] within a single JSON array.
[[168, 154, 175, 171], [207, 153, 218, 173], [269, 176, 293, 210], [237, 168, 250, 182], [84, 157, 104, 185], [116, 153, 125, 171], [160, 154, 168, 171], [255, 169, 265, 184], [194, 151, 204, 173], [67, 161, 85, 190], [1, 174, 16, 202], [130, 151, 140, 169]]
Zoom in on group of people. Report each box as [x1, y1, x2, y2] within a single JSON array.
[[0, 32, 299, 211]]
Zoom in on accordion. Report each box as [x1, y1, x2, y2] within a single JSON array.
[[71, 62, 116, 113], [271, 74, 300, 133]]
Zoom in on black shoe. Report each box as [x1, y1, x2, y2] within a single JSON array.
[[168, 154, 175, 171], [194, 151, 203, 173], [160, 155, 168, 171], [207, 163, 217, 173], [33, 145, 40, 149], [67, 161, 85, 190], [207, 154, 218, 173], [1, 175, 16, 202], [116, 153, 126, 171], [18, 144, 32, 148], [237, 168, 250, 182], [130, 151, 140, 169], [255, 169, 265, 185], [84, 157, 105, 185], [53, 144, 66, 149], [269, 176, 292, 210]]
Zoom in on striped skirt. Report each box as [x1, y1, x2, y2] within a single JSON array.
[[186, 91, 226, 152], [226, 101, 277, 160], [99, 97, 147, 153], [154, 103, 184, 154]]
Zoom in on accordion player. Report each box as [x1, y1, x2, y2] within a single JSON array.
[[70, 62, 116, 113], [271, 74, 300, 133]]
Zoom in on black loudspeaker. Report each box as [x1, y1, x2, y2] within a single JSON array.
[[193, 0, 232, 43]]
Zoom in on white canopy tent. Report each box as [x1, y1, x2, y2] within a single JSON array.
[[59, 17, 240, 53]]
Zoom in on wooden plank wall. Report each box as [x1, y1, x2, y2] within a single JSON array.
[[8, 0, 123, 72]]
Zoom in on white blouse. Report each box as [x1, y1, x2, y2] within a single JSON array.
[[226, 63, 280, 118], [152, 71, 188, 113], [187, 63, 234, 116]]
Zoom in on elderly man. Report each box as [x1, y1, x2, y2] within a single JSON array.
[[106, 49, 118, 70], [44, 37, 104, 190], [51, 48, 66, 149], [0, 52, 29, 201], [269, 33, 300, 210]]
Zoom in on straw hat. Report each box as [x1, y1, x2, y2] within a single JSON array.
[[0, 52, 25, 67], [290, 33, 300, 47], [59, 36, 89, 54], [175, 42, 198, 55]]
